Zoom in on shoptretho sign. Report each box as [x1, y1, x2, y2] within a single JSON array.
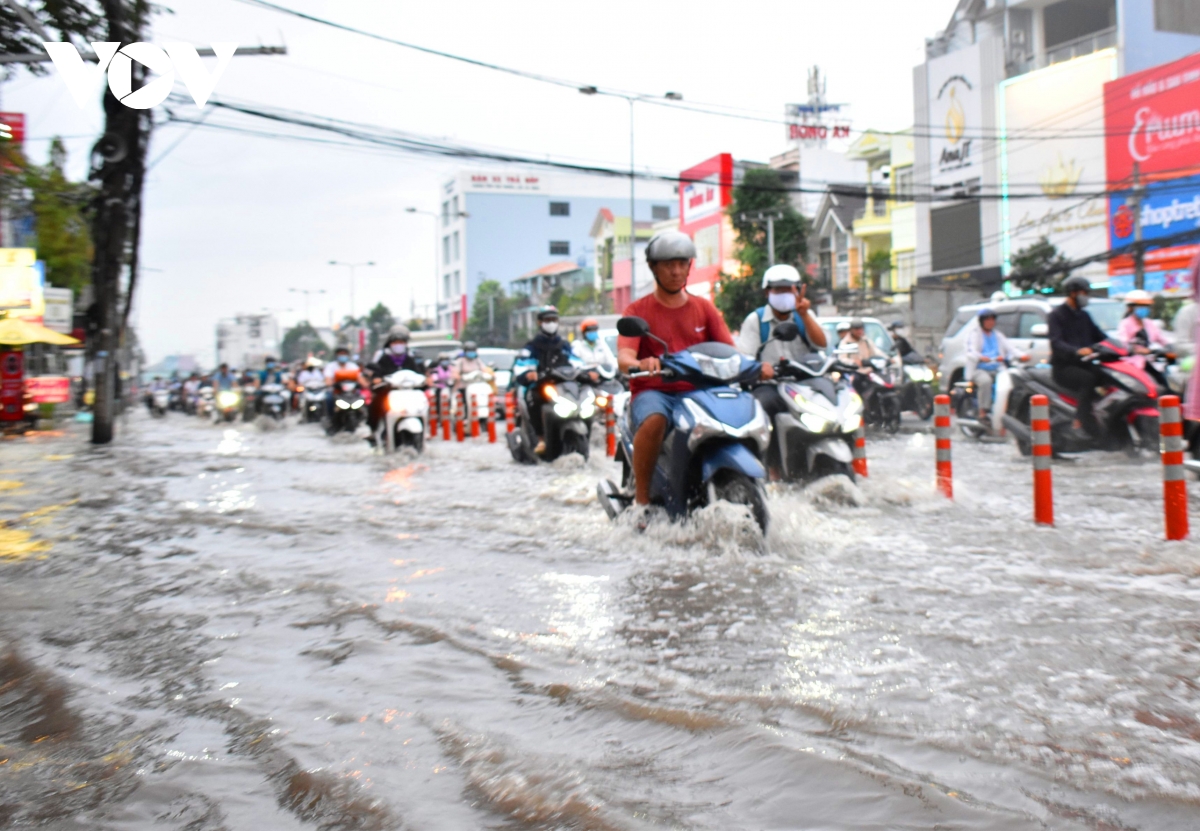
[[42, 42, 236, 109], [1105, 51, 1200, 294]]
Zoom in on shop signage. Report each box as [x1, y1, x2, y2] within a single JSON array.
[[1, 350, 24, 421], [927, 43, 984, 193], [25, 376, 70, 404]]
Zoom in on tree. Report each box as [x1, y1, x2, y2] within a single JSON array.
[[716, 167, 810, 329], [23, 138, 95, 295], [1010, 236, 1072, 293], [281, 322, 329, 363], [865, 249, 892, 294], [362, 302, 394, 356], [462, 280, 516, 346]]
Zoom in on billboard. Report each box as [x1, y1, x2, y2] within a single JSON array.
[[0, 248, 45, 320], [1000, 50, 1117, 282], [927, 43, 985, 196], [1104, 51, 1200, 295], [678, 154, 734, 292]]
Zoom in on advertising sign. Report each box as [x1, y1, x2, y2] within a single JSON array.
[[0, 250, 44, 319], [25, 376, 70, 404], [678, 154, 734, 293], [0, 112, 24, 170], [0, 350, 24, 422], [1000, 50, 1117, 281], [42, 287, 73, 334], [1105, 52, 1200, 294], [926, 43, 984, 195]]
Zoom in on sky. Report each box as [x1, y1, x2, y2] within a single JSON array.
[[11, 0, 958, 365]]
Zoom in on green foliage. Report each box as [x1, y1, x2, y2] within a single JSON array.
[[462, 280, 518, 347], [21, 138, 95, 294], [1009, 236, 1072, 293], [0, 1, 104, 70], [713, 271, 762, 332], [361, 302, 394, 355], [728, 167, 809, 278], [865, 249, 892, 292], [281, 321, 329, 363]]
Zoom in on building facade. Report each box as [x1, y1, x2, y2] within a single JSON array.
[[434, 169, 677, 332], [215, 314, 279, 371]]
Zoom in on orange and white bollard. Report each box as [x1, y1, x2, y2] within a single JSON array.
[[1160, 395, 1189, 541], [1030, 394, 1054, 526], [470, 394, 481, 439], [852, 424, 868, 477], [487, 393, 497, 444], [455, 395, 465, 442], [505, 391, 515, 434], [605, 399, 616, 458], [427, 390, 437, 438], [934, 394, 953, 499], [441, 390, 451, 441]]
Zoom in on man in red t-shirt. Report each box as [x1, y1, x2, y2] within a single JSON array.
[[617, 230, 773, 508]]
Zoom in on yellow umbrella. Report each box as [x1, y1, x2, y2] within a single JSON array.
[[0, 315, 80, 346]]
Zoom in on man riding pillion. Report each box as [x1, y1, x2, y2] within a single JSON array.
[[514, 306, 579, 456], [838, 319, 884, 399], [364, 325, 425, 447], [964, 308, 1028, 424], [571, 318, 618, 376], [736, 263, 826, 476], [616, 230, 770, 521], [1048, 275, 1108, 436]]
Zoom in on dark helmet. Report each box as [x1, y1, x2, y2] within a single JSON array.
[[536, 305, 560, 322], [1062, 275, 1091, 294], [976, 307, 996, 320], [463, 340, 478, 351], [887, 320, 905, 331]]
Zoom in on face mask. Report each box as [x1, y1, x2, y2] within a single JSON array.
[[768, 292, 797, 313], [337, 355, 349, 364], [1075, 294, 1089, 309], [585, 331, 599, 343], [465, 351, 477, 359], [541, 322, 559, 335], [388, 343, 407, 356], [1135, 306, 1150, 319], [266, 363, 275, 370]]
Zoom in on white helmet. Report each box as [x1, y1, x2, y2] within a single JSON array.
[[762, 263, 802, 289], [1124, 289, 1153, 306], [645, 230, 696, 262]]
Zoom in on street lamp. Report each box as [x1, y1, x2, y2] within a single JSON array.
[[328, 260, 375, 320], [578, 88, 683, 305], [288, 288, 326, 323], [407, 206, 468, 329]]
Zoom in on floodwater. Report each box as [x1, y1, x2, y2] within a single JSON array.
[[1, 411, 1198, 830]]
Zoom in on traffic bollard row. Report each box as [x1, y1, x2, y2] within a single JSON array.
[[1160, 395, 1190, 541], [934, 394, 953, 499], [1030, 394, 1054, 526], [852, 424, 868, 478]]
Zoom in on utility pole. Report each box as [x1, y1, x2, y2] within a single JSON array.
[[1130, 162, 1146, 291], [738, 210, 786, 268], [328, 260, 375, 320]]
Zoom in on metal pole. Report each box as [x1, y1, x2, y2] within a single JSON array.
[[767, 215, 776, 267], [629, 97, 636, 303], [488, 294, 495, 334], [1132, 162, 1145, 291]]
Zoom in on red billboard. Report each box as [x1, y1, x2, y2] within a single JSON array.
[[1104, 53, 1200, 292], [678, 153, 734, 294]]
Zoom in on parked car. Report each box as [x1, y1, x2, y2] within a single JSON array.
[[477, 347, 518, 391], [937, 297, 1125, 392]]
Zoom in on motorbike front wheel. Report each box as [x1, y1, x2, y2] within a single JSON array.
[[710, 471, 769, 534], [915, 385, 935, 421], [882, 396, 902, 434], [563, 430, 589, 460]]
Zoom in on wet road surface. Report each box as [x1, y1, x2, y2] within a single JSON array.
[[1, 412, 1198, 829]]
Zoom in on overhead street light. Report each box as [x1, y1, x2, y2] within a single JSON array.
[[328, 260, 375, 319], [288, 287, 326, 322]]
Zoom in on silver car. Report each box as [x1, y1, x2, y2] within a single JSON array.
[[937, 297, 1125, 392]]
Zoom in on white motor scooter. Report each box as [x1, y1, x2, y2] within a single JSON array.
[[460, 369, 495, 434], [377, 369, 429, 453]]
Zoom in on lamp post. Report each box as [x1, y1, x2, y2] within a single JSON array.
[[578, 88, 683, 305], [407, 206, 468, 330], [328, 260, 375, 320], [288, 288, 326, 323]]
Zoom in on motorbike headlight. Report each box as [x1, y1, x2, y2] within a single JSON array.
[[799, 412, 829, 433], [553, 400, 577, 418], [682, 398, 727, 452], [579, 401, 595, 419], [787, 387, 840, 424], [351, 399, 365, 409], [543, 384, 559, 402], [845, 394, 863, 417], [843, 414, 862, 433], [217, 391, 239, 407], [335, 399, 351, 410], [595, 394, 609, 410]]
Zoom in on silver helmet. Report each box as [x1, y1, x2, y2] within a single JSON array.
[[645, 230, 696, 262], [386, 324, 411, 343]]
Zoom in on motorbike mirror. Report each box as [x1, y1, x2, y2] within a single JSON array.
[[617, 316, 650, 338], [1029, 323, 1048, 337], [773, 321, 800, 342]]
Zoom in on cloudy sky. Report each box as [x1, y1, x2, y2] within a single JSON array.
[[13, 0, 957, 364]]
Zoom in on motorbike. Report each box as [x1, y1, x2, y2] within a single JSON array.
[[148, 388, 169, 418], [298, 384, 326, 423], [326, 379, 366, 435], [854, 354, 902, 433], [507, 365, 600, 463], [759, 324, 865, 482], [460, 369, 495, 433], [374, 369, 429, 453], [212, 388, 241, 423], [258, 382, 288, 421], [167, 383, 184, 412], [595, 316, 772, 533], [195, 385, 215, 420], [895, 352, 936, 421], [1001, 341, 1162, 458], [240, 382, 258, 421]]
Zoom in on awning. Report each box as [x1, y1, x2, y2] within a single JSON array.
[[0, 315, 81, 346]]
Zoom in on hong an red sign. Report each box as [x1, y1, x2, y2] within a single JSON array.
[[1105, 52, 1200, 185], [0, 350, 24, 422], [25, 376, 70, 404], [788, 123, 851, 142]]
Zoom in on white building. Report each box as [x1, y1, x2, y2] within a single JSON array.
[[216, 314, 280, 370]]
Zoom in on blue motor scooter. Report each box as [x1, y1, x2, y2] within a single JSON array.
[[596, 316, 773, 532]]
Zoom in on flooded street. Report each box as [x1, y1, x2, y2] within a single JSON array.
[[2, 413, 1199, 830]]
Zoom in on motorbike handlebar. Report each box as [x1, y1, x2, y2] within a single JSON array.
[[627, 369, 675, 379]]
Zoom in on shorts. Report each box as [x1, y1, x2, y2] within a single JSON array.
[[629, 390, 683, 432]]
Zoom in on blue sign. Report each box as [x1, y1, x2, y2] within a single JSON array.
[[1108, 174, 1200, 249]]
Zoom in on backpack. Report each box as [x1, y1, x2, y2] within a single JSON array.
[[757, 307, 812, 352]]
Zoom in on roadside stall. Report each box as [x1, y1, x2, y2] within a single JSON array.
[[0, 314, 80, 432]]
